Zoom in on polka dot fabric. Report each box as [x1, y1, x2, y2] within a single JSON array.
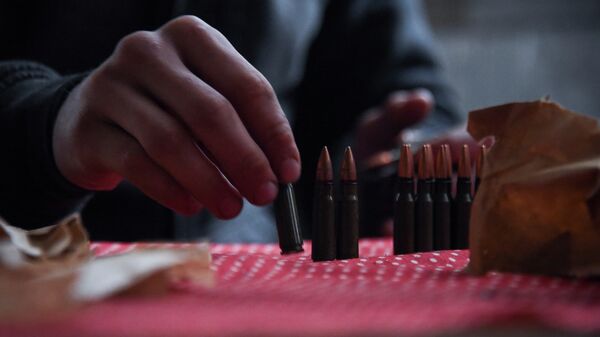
[[4, 239, 600, 337]]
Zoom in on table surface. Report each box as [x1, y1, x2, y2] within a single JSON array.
[[2, 239, 600, 337]]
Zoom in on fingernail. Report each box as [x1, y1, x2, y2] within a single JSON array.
[[254, 181, 278, 205], [280, 158, 301, 183], [219, 197, 242, 219]]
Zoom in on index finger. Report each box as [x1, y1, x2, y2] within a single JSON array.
[[355, 89, 432, 161], [160, 16, 301, 183]]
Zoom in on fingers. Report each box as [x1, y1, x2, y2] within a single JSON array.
[[385, 89, 433, 123], [95, 79, 243, 219], [128, 55, 279, 206], [94, 123, 203, 215], [57, 18, 301, 218], [159, 16, 301, 183], [370, 89, 433, 140], [356, 89, 434, 161]]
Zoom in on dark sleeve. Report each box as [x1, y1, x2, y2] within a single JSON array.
[[295, 0, 460, 147], [293, 0, 461, 231], [0, 61, 91, 229]]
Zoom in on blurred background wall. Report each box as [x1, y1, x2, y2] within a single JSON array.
[[424, 0, 600, 119]]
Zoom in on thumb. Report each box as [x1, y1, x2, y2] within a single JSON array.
[[356, 89, 433, 161]]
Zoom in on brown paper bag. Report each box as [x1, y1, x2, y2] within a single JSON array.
[[467, 100, 600, 277], [0, 214, 213, 321]]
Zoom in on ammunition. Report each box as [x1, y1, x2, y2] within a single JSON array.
[[393, 144, 415, 254], [474, 144, 488, 194], [274, 183, 304, 254], [337, 147, 359, 259], [312, 147, 336, 261], [415, 144, 434, 252], [452, 144, 473, 249], [433, 144, 452, 250]]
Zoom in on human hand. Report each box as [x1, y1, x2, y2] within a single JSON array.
[[354, 89, 433, 164], [53, 16, 300, 219]]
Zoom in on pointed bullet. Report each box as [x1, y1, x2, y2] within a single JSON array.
[[340, 147, 357, 182], [435, 145, 452, 179], [316, 146, 333, 182], [397, 144, 414, 179], [458, 144, 472, 179], [417, 144, 434, 180]]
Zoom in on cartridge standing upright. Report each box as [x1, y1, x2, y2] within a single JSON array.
[[453, 145, 473, 249], [312, 147, 336, 262], [393, 144, 415, 254], [337, 147, 359, 259], [433, 144, 452, 250], [274, 183, 304, 254], [415, 144, 434, 252]]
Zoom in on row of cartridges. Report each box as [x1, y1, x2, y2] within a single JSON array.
[[309, 144, 488, 262], [393, 143, 488, 255]]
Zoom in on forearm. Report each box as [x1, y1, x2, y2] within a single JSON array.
[[0, 61, 90, 229]]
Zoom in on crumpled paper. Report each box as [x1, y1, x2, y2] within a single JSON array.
[[0, 214, 213, 321], [467, 100, 600, 277]]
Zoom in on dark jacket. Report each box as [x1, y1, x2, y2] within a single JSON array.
[[0, 0, 460, 241]]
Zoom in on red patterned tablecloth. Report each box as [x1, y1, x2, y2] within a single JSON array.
[[2, 239, 600, 337]]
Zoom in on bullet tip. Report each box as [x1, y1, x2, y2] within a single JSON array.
[[458, 144, 472, 178], [316, 146, 333, 182], [341, 146, 357, 181], [397, 144, 414, 178], [435, 144, 452, 179], [417, 144, 434, 179]]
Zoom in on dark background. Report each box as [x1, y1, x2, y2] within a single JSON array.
[[425, 0, 600, 119]]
